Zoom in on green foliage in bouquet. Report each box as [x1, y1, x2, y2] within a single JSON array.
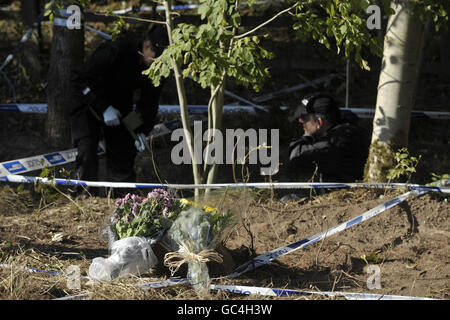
[[164, 189, 252, 296], [178, 198, 237, 245], [113, 189, 182, 239]]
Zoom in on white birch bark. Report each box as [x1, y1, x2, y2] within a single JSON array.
[[366, 0, 425, 182]]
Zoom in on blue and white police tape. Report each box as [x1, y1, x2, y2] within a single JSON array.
[[158, 104, 269, 115], [0, 1, 54, 72], [2, 174, 449, 194], [85, 25, 112, 40], [0, 104, 268, 115], [110, 1, 272, 15], [209, 284, 438, 300], [341, 108, 450, 120], [0, 263, 60, 276], [228, 180, 449, 278], [0, 263, 90, 281], [0, 117, 205, 179], [0, 142, 106, 178], [2, 103, 449, 119], [0, 104, 201, 129], [112, 4, 199, 14], [54, 276, 439, 300], [0, 103, 47, 113]]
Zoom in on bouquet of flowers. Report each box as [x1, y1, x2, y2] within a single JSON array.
[[162, 189, 252, 296], [112, 189, 182, 240], [89, 189, 182, 281]]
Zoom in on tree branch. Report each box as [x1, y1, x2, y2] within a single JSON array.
[[89, 11, 167, 24], [234, 2, 299, 39]]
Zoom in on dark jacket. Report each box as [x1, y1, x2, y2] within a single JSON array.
[[288, 122, 370, 182], [69, 37, 163, 142]]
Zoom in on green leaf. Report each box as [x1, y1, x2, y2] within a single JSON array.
[[400, 153, 408, 159], [198, 3, 210, 20]]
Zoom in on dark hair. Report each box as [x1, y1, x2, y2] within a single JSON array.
[[311, 112, 340, 127], [143, 24, 169, 57]]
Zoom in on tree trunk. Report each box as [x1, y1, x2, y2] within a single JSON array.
[[20, 0, 41, 82], [364, 0, 425, 182], [45, 2, 84, 148], [163, 0, 203, 196], [205, 81, 225, 187]]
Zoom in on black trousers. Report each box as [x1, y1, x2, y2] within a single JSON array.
[[73, 109, 137, 184]]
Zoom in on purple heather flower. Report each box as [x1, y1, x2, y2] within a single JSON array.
[[132, 203, 139, 216], [148, 188, 169, 199], [163, 207, 169, 218], [124, 193, 131, 202], [115, 199, 123, 208], [131, 194, 142, 203], [125, 214, 131, 223], [164, 199, 172, 207]]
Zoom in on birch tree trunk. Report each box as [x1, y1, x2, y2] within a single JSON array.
[[365, 0, 425, 182]]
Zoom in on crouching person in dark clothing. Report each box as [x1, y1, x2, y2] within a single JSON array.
[[283, 94, 369, 200], [69, 26, 168, 196]]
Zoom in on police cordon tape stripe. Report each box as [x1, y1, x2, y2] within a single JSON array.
[[0, 104, 267, 115], [110, 1, 273, 15], [0, 117, 206, 179], [2, 103, 450, 119], [0, 142, 105, 178], [1, 174, 449, 194], [7, 263, 433, 300], [51, 280, 441, 300], [54, 16, 114, 42], [112, 3, 199, 14], [85, 25, 112, 40], [0, 263, 60, 276], [0, 263, 90, 281], [208, 284, 439, 300]]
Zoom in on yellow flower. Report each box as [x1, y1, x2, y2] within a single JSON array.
[[179, 199, 217, 213], [203, 205, 217, 213], [179, 198, 194, 207]]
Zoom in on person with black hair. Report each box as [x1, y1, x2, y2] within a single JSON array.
[[68, 25, 169, 196], [288, 93, 370, 183]]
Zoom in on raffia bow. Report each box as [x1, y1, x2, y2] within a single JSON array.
[[163, 240, 223, 275]]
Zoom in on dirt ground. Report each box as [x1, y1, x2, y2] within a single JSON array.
[[0, 1, 449, 301], [0, 183, 448, 300]]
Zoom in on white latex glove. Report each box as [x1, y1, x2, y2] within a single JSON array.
[[103, 106, 122, 126], [135, 133, 149, 152]]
